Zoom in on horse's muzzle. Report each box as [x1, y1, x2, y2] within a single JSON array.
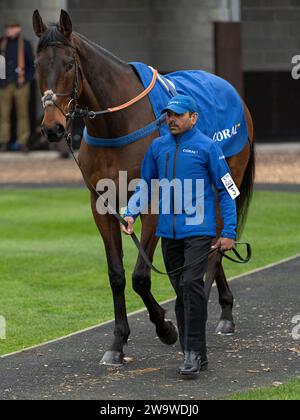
[[41, 123, 65, 143]]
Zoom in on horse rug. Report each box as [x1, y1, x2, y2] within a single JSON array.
[[130, 62, 249, 158]]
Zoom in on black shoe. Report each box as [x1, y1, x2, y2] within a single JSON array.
[[178, 351, 208, 377]]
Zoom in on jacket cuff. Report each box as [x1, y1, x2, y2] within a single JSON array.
[[221, 231, 236, 240], [123, 208, 139, 222]]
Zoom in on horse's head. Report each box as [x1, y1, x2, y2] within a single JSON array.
[[33, 10, 82, 143]]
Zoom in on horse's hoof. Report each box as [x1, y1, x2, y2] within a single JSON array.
[[216, 320, 235, 335], [100, 350, 124, 366], [157, 319, 178, 345]]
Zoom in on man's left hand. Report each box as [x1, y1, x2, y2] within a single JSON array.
[[212, 238, 235, 252]]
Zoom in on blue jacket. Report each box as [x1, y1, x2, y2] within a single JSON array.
[[124, 126, 237, 240]]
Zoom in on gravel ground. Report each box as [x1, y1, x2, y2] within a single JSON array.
[[255, 151, 300, 184], [0, 152, 82, 184], [0, 146, 299, 185]]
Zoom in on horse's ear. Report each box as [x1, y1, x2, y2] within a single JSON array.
[[32, 10, 47, 38], [59, 9, 72, 39]]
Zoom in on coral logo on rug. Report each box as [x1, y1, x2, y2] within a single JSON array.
[[0, 55, 6, 79], [213, 123, 241, 142]]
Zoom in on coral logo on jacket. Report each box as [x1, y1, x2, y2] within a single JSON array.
[[213, 123, 241, 142], [0, 55, 6, 79], [182, 149, 199, 155]]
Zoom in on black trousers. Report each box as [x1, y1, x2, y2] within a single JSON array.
[[161, 236, 213, 355]]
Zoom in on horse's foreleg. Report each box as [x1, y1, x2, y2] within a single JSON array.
[[205, 249, 235, 334], [213, 140, 252, 335], [91, 194, 130, 366], [204, 251, 219, 300], [214, 257, 235, 335], [132, 214, 178, 346]]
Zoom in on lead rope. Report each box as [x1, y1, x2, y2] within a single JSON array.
[[64, 121, 251, 276]]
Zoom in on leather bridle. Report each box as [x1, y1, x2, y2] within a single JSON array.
[[40, 42, 81, 119]]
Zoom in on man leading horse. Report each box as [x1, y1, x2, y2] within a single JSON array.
[[122, 95, 239, 377]]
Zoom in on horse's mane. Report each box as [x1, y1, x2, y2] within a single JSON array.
[[37, 23, 129, 69]]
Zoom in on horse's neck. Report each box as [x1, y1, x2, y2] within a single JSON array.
[[73, 34, 140, 138]]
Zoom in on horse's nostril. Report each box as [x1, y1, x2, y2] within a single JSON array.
[[55, 124, 65, 136], [41, 123, 65, 142]]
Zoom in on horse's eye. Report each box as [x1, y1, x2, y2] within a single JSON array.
[[65, 62, 74, 72]]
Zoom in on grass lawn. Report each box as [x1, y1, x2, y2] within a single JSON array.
[[0, 189, 299, 356], [229, 377, 300, 400]]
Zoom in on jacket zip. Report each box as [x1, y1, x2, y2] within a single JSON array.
[[172, 140, 180, 239], [165, 152, 170, 178]]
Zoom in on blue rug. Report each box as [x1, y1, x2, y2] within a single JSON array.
[[131, 62, 249, 158]]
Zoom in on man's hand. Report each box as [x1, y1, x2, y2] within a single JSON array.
[[121, 217, 135, 235], [212, 238, 235, 252]]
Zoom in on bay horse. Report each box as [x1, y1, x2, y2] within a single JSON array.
[[32, 10, 255, 366]]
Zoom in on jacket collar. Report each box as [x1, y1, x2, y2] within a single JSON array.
[[172, 125, 198, 144]]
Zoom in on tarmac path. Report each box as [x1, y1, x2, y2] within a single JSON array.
[[0, 256, 299, 400]]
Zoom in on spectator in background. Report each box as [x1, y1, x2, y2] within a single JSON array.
[[0, 20, 34, 152]]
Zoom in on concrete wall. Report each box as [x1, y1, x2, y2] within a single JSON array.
[[1, 0, 299, 73], [67, 0, 152, 66], [242, 0, 300, 71], [68, 0, 231, 73], [150, 0, 228, 72]]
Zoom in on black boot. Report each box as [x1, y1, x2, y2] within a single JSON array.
[[178, 351, 208, 376]]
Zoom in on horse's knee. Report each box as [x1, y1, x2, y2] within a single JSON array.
[[132, 272, 151, 295], [219, 291, 234, 309], [109, 268, 126, 292]]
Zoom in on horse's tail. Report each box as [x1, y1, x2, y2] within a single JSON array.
[[236, 139, 256, 240]]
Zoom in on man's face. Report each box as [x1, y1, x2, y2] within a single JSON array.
[[5, 26, 22, 39], [166, 110, 198, 136]]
